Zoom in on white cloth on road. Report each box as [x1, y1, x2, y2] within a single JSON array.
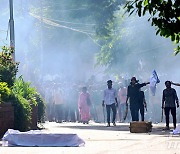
[[2, 129, 85, 147], [150, 70, 160, 96]]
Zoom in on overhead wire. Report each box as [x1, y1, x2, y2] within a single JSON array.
[[128, 43, 171, 55], [43, 8, 88, 12], [30, 13, 169, 50], [29, 12, 101, 47], [45, 18, 96, 26], [0, 38, 8, 45], [29, 12, 95, 36], [45, 18, 96, 33], [27, 2, 171, 53], [0, 29, 7, 33]]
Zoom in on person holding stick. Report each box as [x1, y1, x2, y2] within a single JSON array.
[[125, 77, 149, 121], [102, 80, 118, 127], [162, 81, 179, 130]]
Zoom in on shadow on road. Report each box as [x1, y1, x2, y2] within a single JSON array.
[[149, 126, 178, 136], [54, 122, 180, 136], [55, 123, 130, 131]]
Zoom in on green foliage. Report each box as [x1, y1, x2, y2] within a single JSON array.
[[35, 93, 46, 123], [11, 77, 35, 131], [95, 9, 127, 70], [174, 46, 180, 55], [0, 82, 11, 103], [31, 0, 125, 71], [70, 0, 124, 38], [12, 76, 38, 106], [96, 35, 121, 66], [11, 77, 45, 131], [0, 45, 46, 131], [68, 1, 126, 69], [0, 46, 19, 87], [11, 93, 32, 131], [124, 0, 180, 54]]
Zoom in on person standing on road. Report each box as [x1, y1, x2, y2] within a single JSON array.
[[53, 85, 64, 123], [118, 84, 127, 122], [78, 87, 91, 124], [68, 85, 79, 122], [102, 80, 118, 127], [138, 90, 147, 121], [162, 81, 179, 130], [125, 77, 149, 121]]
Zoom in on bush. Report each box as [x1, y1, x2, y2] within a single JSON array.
[[11, 77, 37, 131], [0, 82, 11, 103], [35, 93, 46, 123], [0, 46, 19, 87], [12, 76, 38, 106], [11, 77, 46, 131], [10, 94, 32, 131], [0, 46, 46, 131]]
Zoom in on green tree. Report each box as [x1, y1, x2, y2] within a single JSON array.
[[69, 0, 124, 38], [0, 82, 11, 103], [125, 0, 180, 54], [68, 0, 126, 70], [0, 46, 19, 87]]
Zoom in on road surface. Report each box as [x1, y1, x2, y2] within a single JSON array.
[[0, 122, 179, 154]]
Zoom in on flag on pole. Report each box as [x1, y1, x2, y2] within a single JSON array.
[[150, 70, 160, 96]]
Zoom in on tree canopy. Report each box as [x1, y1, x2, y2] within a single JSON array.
[[125, 0, 180, 54], [1, 0, 178, 77]]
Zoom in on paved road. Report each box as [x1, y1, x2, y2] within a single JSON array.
[[0, 122, 180, 154]]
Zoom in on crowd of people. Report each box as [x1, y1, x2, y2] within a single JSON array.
[[36, 77, 179, 130]]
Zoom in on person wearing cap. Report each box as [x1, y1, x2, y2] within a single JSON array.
[[125, 77, 149, 121], [102, 80, 118, 127], [162, 81, 179, 130]]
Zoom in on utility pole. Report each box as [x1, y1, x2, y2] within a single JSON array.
[[40, 0, 44, 75], [9, 0, 15, 60]]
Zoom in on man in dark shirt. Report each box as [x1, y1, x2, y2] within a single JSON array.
[[162, 81, 179, 130], [126, 77, 149, 121], [138, 91, 147, 121]]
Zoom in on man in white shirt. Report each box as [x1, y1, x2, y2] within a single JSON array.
[[102, 80, 118, 127]]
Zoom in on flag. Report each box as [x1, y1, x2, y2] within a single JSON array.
[[150, 70, 160, 96]]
